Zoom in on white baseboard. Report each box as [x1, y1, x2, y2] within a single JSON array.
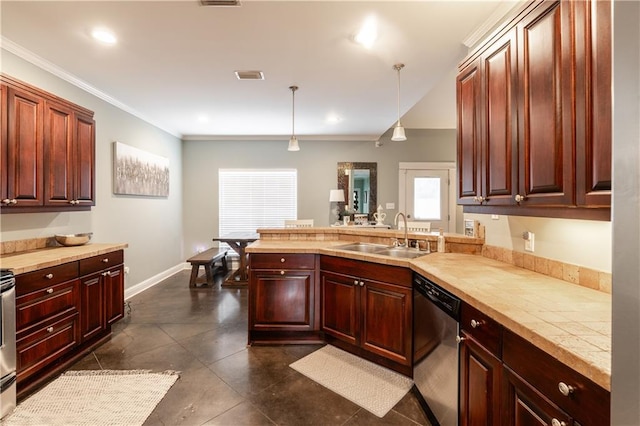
[[124, 262, 190, 300]]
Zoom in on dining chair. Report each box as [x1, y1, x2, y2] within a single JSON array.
[[284, 219, 314, 228]]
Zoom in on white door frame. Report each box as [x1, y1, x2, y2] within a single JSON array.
[[399, 162, 457, 233]]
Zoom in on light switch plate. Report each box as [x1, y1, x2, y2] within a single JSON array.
[[386, 203, 395, 209]]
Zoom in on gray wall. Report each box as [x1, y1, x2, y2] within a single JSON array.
[[0, 50, 184, 289], [182, 129, 456, 257], [612, 0, 640, 423]]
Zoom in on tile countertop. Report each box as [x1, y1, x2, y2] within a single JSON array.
[[246, 240, 611, 391], [0, 243, 129, 275]]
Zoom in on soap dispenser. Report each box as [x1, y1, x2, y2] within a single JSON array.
[[437, 228, 445, 253]]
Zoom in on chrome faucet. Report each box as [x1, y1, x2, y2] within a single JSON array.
[[394, 212, 409, 248]]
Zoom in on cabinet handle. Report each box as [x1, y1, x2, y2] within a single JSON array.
[[2, 198, 18, 205], [470, 319, 483, 328], [354, 280, 359, 286], [359, 281, 364, 287], [280, 271, 285, 275], [558, 382, 575, 397], [102, 258, 109, 263], [47, 327, 54, 333], [551, 419, 567, 426], [69, 200, 76, 205], [45, 273, 54, 279], [46, 288, 54, 294], [102, 271, 111, 277], [515, 194, 526, 203], [455, 336, 466, 344], [280, 258, 286, 263], [473, 196, 485, 204]]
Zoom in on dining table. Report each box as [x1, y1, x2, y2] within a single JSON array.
[[212, 231, 259, 286]]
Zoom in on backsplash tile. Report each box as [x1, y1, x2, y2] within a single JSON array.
[[1, 237, 55, 255], [482, 244, 611, 294]]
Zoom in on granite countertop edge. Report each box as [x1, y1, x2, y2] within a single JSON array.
[[0, 243, 129, 275]]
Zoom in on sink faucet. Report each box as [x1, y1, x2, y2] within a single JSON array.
[[394, 212, 409, 248]]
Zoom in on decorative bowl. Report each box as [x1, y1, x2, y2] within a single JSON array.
[[54, 233, 93, 247]]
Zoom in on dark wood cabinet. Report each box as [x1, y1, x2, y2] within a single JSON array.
[[457, 0, 611, 220], [43, 101, 95, 208], [2, 85, 44, 208], [15, 249, 125, 397], [459, 303, 503, 426], [320, 256, 412, 375], [248, 253, 320, 343], [1, 74, 95, 213]]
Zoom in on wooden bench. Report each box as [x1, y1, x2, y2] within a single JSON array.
[[187, 248, 228, 287]]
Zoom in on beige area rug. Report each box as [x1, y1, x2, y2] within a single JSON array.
[[290, 345, 414, 418], [4, 370, 179, 426]]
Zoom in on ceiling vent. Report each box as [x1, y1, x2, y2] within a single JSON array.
[[235, 70, 265, 80], [199, 0, 241, 6]]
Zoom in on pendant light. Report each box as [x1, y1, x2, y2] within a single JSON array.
[[391, 63, 407, 141], [288, 85, 300, 151]]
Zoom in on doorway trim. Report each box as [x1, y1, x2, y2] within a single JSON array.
[[399, 162, 457, 233]]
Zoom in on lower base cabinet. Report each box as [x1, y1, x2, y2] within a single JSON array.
[[320, 256, 412, 375], [459, 303, 610, 426], [15, 249, 125, 398]]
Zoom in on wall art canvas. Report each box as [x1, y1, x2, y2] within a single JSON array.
[[113, 142, 169, 197]]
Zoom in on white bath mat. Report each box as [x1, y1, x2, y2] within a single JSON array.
[[290, 344, 413, 418]]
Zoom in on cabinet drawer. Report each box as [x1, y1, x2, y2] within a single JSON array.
[[17, 313, 79, 383], [79, 250, 124, 276], [16, 279, 79, 333], [320, 255, 412, 287], [16, 262, 78, 296], [461, 303, 502, 357], [503, 329, 610, 426], [250, 253, 315, 270]]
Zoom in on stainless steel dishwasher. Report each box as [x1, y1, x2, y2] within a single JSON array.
[[412, 272, 460, 426], [0, 269, 16, 420]]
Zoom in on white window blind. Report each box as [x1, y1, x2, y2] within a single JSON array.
[[219, 169, 297, 237]]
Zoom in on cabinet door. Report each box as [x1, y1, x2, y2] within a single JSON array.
[[516, 0, 574, 206], [43, 100, 74, 207], [1, 84, 7, 202], [105, 266, 124, 325], [502, 367, 573, 426], [360, 279, 411, 366], [320, 271, 358, 346], [80, 273, 105, 342], [482, 28, 518, 206], [5, 87, 44, 207], [575, 0, 612, 207], [459, 332, 502, 426], [73, 111, 95, 205], [457, 58, 482, 205], [250, 270, 314, 330]]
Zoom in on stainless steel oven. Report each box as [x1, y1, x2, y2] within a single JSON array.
[[412, 272, 460, 426], [0, 269, 16, 419]]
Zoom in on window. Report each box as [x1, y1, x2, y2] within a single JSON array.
[[219, 169, 297, 238]]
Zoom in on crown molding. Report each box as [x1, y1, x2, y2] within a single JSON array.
[[462, 0, 525, 49], [182, 134, 380, 142], [1, 36, 181, 138]]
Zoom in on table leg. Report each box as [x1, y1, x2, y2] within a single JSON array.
[[222, 242, 249, 287]]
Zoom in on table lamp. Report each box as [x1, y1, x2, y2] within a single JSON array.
[[329, 189, 345, 225]]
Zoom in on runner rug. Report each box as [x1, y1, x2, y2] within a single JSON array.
[[289, 345, 413, 418], [4, 369, 179, 425]]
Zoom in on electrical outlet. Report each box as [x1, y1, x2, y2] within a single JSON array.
[[386, 202, 395, 209], [124, 266, 130, 274], [523, 232, 535, 252], [491, 214, 500, 220]]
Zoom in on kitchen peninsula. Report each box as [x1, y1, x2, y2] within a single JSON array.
[[246, 227, 611, 425]]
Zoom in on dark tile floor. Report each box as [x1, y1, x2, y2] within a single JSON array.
[[69, 269, 431, 425]]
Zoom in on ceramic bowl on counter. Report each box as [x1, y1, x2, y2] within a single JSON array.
[[54, 233, 93, 247]]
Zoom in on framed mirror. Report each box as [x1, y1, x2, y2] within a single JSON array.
[[337, 162, 377, 216]]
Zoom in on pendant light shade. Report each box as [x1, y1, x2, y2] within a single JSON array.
[[288, 85, 300, 151], [391, 63, 407, 142]]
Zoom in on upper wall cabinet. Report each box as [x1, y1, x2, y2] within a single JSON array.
[[1, 75, 95, 213], [457, 0, 612, 220]]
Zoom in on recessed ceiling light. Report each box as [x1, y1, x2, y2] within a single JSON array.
[[354, 16, 377, 49], [91, 28, 117, 45], [235, 70, 265, 80], [327, 114, 342, 124]]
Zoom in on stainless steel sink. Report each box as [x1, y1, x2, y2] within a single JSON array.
[[334, 242, 390, 253], [334, 242, 429, 259]]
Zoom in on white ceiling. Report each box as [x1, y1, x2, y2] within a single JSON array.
[[1, 0, 515, 140]]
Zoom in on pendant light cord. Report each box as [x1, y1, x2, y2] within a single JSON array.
[[394, 64, 404, 127], [290, 85, 298, 138]]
